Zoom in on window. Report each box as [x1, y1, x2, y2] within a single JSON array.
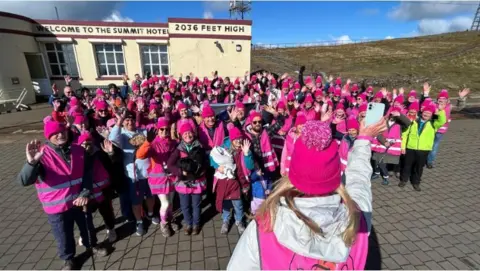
[[45, 43, 78, 76], [140, 45, 169, 76], [94, 44, 125, 76]]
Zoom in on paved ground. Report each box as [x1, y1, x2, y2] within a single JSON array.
[[0, 113, 479, 270]]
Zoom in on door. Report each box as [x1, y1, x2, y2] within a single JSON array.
[[24, 53, 51, 97]]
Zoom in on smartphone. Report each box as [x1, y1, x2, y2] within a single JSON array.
[[365, 102, 385, 127]]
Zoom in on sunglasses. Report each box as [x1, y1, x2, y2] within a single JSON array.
[[159, 128, 169, 131], [98, 110, 107, 113], [252, 121, 262, 125]]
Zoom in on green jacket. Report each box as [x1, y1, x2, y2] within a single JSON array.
[[401, 110, 447, 151]]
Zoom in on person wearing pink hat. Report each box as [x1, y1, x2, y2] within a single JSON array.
[[17, 121, 109, 270], [136, 118, 178, 237], [94, 101, 112, 127], [228, 119, 387, 270], [399, 101, 447, 191], [280, 113, 306, 177], [426, 87, 470, 168], [167, 123, 207, 236], [357, 103, 368, 122], [109, 110, 153, 236], [174, 102, 196, 140], [338, 117, 360, 181], [407, 101, 420, 121], [209, 127, 254, 235], [198, 105, 227, 153], [371, 107, 412, 185], [270, 101, 293, 159]]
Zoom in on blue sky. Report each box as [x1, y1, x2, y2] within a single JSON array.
[[1, 1, 478, 44]]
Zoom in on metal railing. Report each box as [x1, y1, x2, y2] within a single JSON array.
[[0, 88, 31, 113], [252, 39, 382, 50]]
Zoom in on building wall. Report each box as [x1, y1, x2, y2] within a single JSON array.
[[0, 11, 252, 104]]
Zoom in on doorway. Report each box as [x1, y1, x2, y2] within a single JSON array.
[[24, 53, 51, 97]]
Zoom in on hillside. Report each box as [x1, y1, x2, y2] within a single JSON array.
[[251, 31, 480, 93]]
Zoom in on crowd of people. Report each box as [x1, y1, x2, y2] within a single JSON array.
[[17, 67, 470, 270]]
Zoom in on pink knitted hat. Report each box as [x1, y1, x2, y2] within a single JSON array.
[[69, 97, 79, 107], [277, 101, 286, 110], [235, 100, 245, 110], [295, 114, 307, 126], [316, 76, 322, 84], [149, 103, 159, 111], [201, 105, 215, 118], [96, 88, 104, 96], [177, 102, 187, 111], [289, 121, 341, 195], [438, 89, 449, 100], [157, 117, 169, 128], [44, 121, 66, 139], [408, 101, 420, 111], [77, 132, 93, 145], [408, 90, 417, 98], [96, 101, 108, 111], [394, 95, 404, 104], [304, 94, 313, 104], [294, 82, 301, 90], [423, 104, 436, 114], [359, 103, 368, 113], [282, 81, 289, 89], [74, 115, 86, 125], [347, 118, 359, 131], [229, 127, 243, 141], [305, 76, 312, 85], [178, 123, 193, 135], [249, 110, 262, 123], [374, 92, 383, 100], [287, 92, 295, 101]]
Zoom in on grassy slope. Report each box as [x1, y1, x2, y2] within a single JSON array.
[[251, 31, 480, 93]]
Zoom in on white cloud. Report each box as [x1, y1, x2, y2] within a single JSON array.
[[388, 1, 477, 21], [0, 1, 121, 20], [203, 11, 213, 19], [385, 36, 394, 40], [359, 8, 379, 16], [417, 16, 472, 35], [333, 35, 353, 45], [103, 11, 133, 22]]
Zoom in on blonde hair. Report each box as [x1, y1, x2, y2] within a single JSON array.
[[255, 177, 360, 247]]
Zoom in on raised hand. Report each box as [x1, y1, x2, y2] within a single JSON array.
[[293, 100, 300, 109], [228, 109, 238, 121], [321, 110, 333, 122], [146, 127, 157, 143], [64, 75, 72, 83], [393, 89, 397, 96], [381, 87, 388, 96], [101, 139, 114, 153], [51, 83, 58, 94], [26, 139, 44, 164], [399, 87, 405, 95], [459, 88, 470, 98], [65, 115, 74, 128], [241, 139, 251, 155], [191, 105, 200, 113]]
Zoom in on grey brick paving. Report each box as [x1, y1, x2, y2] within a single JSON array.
[[1, 119, 479, 269]]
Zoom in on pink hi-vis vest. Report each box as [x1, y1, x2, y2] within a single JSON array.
[[35, 145, 85, 214], [245, 129, 279, 172], [338, 138, 351, 175], [437, 104, 451, 134], [371, 123, 402, 156], [92, 158, 110, 203], [198, 121, 225, 152], [147, 137, 175, 195], [257, 214, 369, 270], [280, 128, 299, 176], [174, 150, 207, 195], [302, 107, 317, 121]]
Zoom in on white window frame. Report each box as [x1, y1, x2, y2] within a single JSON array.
[[44, 42, 79, 77], [94, 43, 126, 77], [140, 44, 170, 76]]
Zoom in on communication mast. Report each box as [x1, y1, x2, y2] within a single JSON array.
[[229, 0, 252, 20], [472, 2, 480, 31]]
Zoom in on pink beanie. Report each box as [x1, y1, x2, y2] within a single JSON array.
[[294, 82, 301, 90], [336, 103, 345, 111], [335, 77, 342, 86], [235, 100, 245, 110], [314, 91, 323, 98], [423, 104, 436, 114], [229, 127, 243, 141], [374, 92, 383, 100], [305, 76, 312, 85], [44, 121, 66, 140], [359, 103, 368, 113], [295, 114, 307, 126], [334, 88, 341, 97], [316, 76, 322, 84], [149, 103, 159, 112], [178, 123, 193, 136], [69, 97, 79, 107], [277, 101, 286, 110], [96, 101, 108, 111], [157, 117, 169, 128], [289, 121, 341, 195], [201, 105, 215, 118], [249, 110, 262, 122], [408, 90, 417, 98], [358, 93, 367, 102], [282, 81, 289, 89], [409, 101, 420, 111], [390, 106, 402, 115], [163, 92, 172, 102], [347, 118, 359, 131], [304, 94, 313, 104], [74, 115, 86, 125], [96, 88, 104, 96], [438, 89, 449, 100], [177, 102, 187, 111], [77, 132, 92, 145], [287, 92, 295, 101], [394, 95, 404, 104]]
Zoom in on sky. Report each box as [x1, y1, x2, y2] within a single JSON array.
[[0, 1, 478, 44]]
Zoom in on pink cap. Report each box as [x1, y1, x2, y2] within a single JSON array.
[[304, 94, 313, 104], [77, 132, 93, 145], [177, 102, 187, 111], [157, 117, 169, 128], [249, 110, 262, 122], [438, 89, 449, 100], [235, 100, 245, 110], [409, 101, 420, 111], [289, 121, 341, 195], [295, 114, 307, 126], [178, 123, 193, 136], [201, 105, 215, 118], [44, 121, 66, 140], [347, 118, 359, 131], [229, 127, 243, 141]]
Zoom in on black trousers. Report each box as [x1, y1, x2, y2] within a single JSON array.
[[401, 149, 430, 185]]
